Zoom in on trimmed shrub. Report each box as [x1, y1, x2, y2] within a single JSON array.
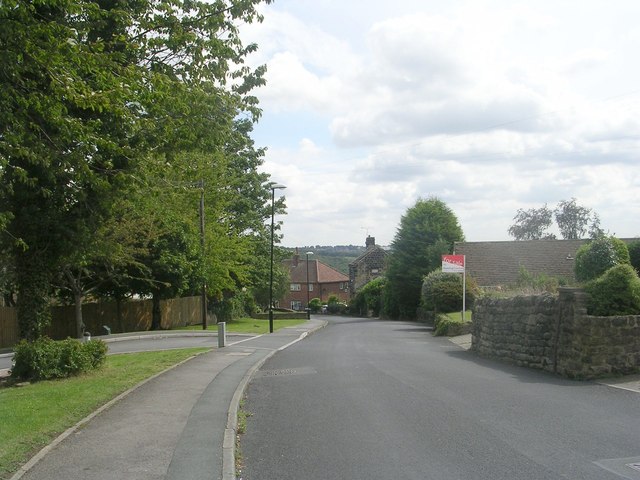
[[308, 298, 322, 313], [421, 270, 479, 313], [583, 264, 640, 316], [433, 313, 472, 336], [575, 235, 630, 282], [11, 337, 108, 382]]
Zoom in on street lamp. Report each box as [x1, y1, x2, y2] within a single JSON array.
[[269, 183, 286, 333], [305, 251, 313, 319]]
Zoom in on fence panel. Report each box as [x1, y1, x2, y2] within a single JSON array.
[[0, 296, 202, 348], [161, 296, 202, 329]]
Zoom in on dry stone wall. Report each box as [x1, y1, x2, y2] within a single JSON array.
[[472, 288, 640, 379]]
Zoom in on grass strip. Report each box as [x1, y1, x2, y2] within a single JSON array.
[[0, 347, 209, 479], [178, 317, 307, 335]]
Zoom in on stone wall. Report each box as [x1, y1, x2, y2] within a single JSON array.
[[472, 288, 640, 379]]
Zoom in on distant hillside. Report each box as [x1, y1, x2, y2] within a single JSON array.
[[283, 245, 366, 275]]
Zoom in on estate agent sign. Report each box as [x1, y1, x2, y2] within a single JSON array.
[[442, 255, 466, 319]]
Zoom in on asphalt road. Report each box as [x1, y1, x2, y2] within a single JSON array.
[[240, 316, 640, 480]]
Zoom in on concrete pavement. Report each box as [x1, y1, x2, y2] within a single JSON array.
[[8, 319, 327, 480]]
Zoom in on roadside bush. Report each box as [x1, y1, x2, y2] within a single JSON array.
[[421, 270, 479, 313], [308, 298, 322, 313], [433, 313, 472, 336], [11, 337, 108, 382], [350, 277, 386, 317], [327, 301, 348, 314], [583, 264, 640, 316], [575, 235, 630, 282]]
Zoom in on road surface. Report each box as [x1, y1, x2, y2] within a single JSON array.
[[241, 316, 640, 480]]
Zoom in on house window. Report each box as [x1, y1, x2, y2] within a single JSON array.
[[308, 284, 313, 292], [339, 282, 344, 290], [290, 283, 301, 291], [371, 268, 379, 274], [291, 301, 302, 310]]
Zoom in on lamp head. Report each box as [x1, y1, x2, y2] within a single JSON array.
[[270, 183, 286, 190]]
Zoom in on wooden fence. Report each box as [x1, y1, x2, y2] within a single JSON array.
[[0, 296, 202, 349]]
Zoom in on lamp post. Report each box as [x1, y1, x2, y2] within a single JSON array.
[[269, 183, 286, 333], [305, 251, 313, 319]]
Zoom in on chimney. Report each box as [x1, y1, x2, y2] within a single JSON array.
[[366, 236, 375, 250], [292, 247, 300, 267]]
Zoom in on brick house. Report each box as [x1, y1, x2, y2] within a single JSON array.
[[279, 250, 350, 310], [348, 236, 387, 296], [454, 238, 639, 288]]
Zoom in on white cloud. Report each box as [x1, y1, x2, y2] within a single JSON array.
[[246, 0, 640, 246]]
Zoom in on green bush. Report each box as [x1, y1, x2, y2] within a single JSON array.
[[583, 264, 640, 316], [421, 270, 479, 313], [575, 235, 630, 282], [350, 277, 386, 317], [628, 240, 640, 275], [308, 298, 322, 313], [433, 313, 472, 336], [11, 337, 108, 382], [327, 302, 348, 314], [516, 265, 567, 293]]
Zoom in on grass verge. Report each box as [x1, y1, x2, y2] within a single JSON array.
[[178, 317, 307, 335], [0, 347, 209, 479], [235, 397, 252, 478], [434, 311, 473, 336]]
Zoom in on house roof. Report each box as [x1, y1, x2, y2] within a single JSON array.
[[282, 258, 349, 284], [349, 244, 387, 267], [454, 238, 639, 287]]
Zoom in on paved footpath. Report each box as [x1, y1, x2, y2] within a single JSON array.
[[10, 319, 327, 480]]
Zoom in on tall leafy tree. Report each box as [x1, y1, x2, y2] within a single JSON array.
[[507, 205, 555, 240], [1, 0, 274, 339], [554, 198, 601, 239], [384, 197, 464, 319], [508, 199, 603, 241]]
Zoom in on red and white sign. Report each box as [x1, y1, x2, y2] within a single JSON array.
[[442, 255, 465, 273]]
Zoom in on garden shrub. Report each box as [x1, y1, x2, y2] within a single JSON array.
[[350, 277, 386, 317], [516, 265, 567, 293], [583, 264, 640, 316], [575, 235, 630, 282], [433, 313, 472, 336], [421, 270, 479, 313], [308, 298, 322, 313], [11, 337, 108, 382]]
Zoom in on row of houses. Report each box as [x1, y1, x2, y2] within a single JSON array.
[[277, 236, 640, 311], [278, 236, 387, 310]]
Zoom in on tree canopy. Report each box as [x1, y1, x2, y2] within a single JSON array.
[[0, 0, 280, 339], [383, 197, 464, 320], [508, 198, 601, 241]]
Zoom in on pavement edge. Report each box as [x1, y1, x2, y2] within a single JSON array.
[[222, 320, 328, 480], [8, 352, 208, 480]]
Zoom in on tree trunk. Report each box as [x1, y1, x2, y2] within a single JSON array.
[[16, 253, 52, 341], [74, 291, 84, 339]]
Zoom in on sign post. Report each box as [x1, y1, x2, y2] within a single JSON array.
[[442, 255, 466, 321]]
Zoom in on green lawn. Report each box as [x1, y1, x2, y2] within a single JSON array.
[[443, 310, 472, 322], [178, 317, 307, 335], [0, 348, 209, 480]]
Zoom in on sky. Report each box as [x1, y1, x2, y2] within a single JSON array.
[[240, 0, 640, 248]]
